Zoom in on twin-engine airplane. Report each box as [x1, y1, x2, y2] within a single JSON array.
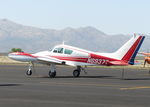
[[8, 34, 145, 78]]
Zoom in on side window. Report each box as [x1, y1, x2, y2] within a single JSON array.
[[64, 49, 73, 54], [53, 48, 63, 53]]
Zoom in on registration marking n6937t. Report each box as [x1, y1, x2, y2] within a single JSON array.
[[87, 58, 109, 65]]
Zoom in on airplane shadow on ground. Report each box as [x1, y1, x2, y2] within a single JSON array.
[[123, 78, 150, 80], [30, 75, 150, 80], [56, 76, 114, 79], [0, 84, 22, 87], [31, 75, 115, 79]]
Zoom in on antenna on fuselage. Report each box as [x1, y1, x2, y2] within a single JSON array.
[[62, 40, 66, 45]]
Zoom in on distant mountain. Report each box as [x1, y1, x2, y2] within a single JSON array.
[[0, 19, 149, 53]]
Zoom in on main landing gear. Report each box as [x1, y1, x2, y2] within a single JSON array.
[[73, 66, 87, 77], [73, 66, 81, 77], [48, 64, 56, 78], [48, 65, 86, 78]]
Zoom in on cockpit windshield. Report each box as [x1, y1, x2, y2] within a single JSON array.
[[53, 47, 64, 53]]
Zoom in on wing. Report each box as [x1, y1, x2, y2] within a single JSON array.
[[37, 56, 64, 65], [37, 56, 94, 66]]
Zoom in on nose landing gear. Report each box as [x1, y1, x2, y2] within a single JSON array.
[[26, 62, 34, 76], [26, 69, 32, 75]]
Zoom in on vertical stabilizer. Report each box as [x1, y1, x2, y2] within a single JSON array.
[[112, 34, 145, 65]]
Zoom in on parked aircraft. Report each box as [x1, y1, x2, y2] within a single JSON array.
[[140, 52, 150, 67], [8, 34, 145, 78]]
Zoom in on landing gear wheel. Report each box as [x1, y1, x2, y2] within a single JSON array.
[[26, 69, 32, 76], [49, 71, 56, 78], [73, 70, 80, 77]]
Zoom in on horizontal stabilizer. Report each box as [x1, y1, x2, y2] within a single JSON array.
[[109, 61, 129, 66], [133, 60, 142, 65]]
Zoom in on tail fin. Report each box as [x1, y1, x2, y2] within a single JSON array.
[[112, 34, 145, 65]]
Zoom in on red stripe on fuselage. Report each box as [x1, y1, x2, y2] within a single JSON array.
[[90, 53, 119, 61], [50, 56, 88, 62], [90, 53, 120, 65], [50, 53, 120, 66]]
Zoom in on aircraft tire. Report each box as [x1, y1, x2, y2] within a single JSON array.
[[73, 70, 80, 77], [26, 69, 32, 76], [49, 71, 56, 78]]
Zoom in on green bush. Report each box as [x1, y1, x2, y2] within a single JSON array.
[[11, 48, 23, 52]]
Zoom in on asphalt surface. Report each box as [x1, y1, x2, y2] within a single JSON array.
[[0, 64, 150, 107]]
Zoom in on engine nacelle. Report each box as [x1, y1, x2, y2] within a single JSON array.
[[8, 52, 37, 62]]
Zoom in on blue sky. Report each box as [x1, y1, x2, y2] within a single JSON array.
[[0, 0, 149, 34]]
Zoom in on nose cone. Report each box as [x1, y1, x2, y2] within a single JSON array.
[[8, 53, 19, 60], [8, 53, 14, 59], [8, 52, 37, 62]]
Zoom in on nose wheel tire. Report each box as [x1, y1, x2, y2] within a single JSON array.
[[49, 71, 56, 78], [26, 69, 32, 76], [73, 70, 80, 77]]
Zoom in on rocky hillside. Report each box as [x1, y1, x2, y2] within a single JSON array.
[[0, 19, 148, 53]]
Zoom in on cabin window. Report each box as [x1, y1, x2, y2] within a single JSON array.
[[53, 48, 64, 53], [64, 49, 73, 54]]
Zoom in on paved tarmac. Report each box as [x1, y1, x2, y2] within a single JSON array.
[[0, 64, 150, 107]]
